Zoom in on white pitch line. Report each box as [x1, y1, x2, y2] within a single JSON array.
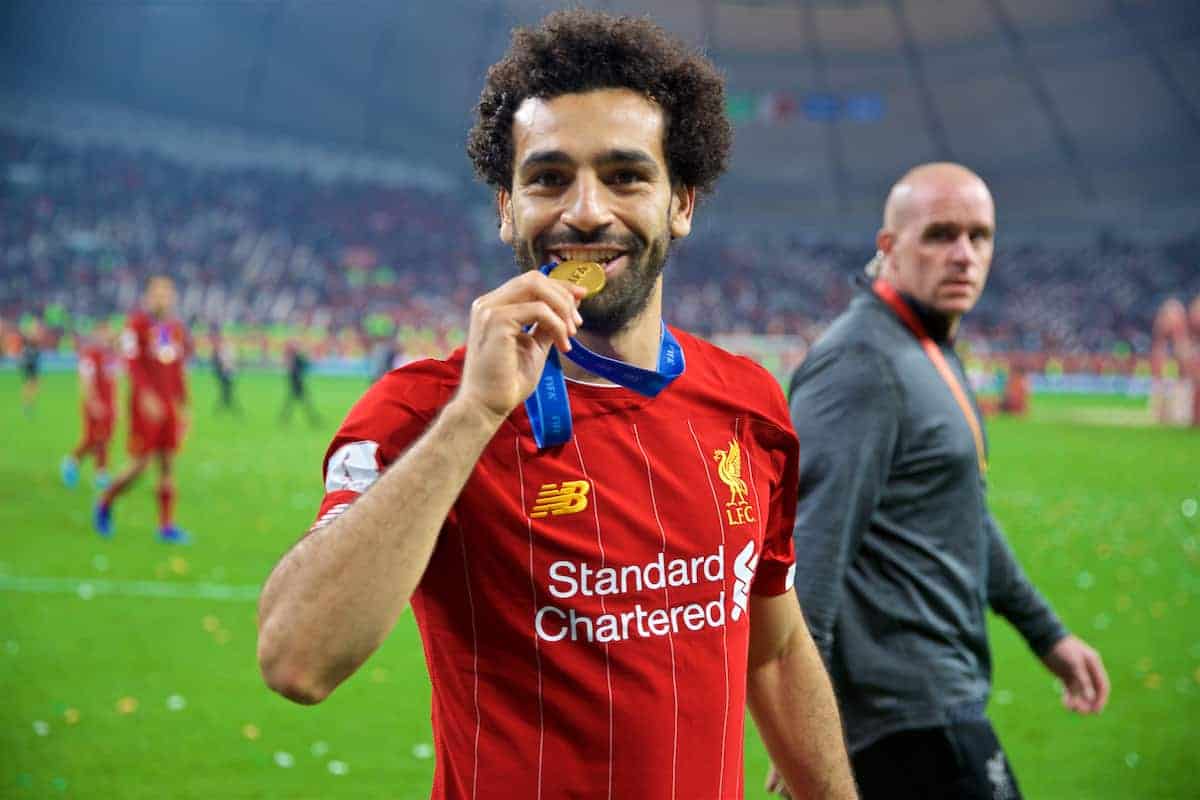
[[0, 575, 260, 602]]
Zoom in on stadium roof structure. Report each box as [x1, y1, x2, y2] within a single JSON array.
[[3, 0, 1197, 238]]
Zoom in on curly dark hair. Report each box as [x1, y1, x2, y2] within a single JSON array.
[[467, 10, 732, 196]]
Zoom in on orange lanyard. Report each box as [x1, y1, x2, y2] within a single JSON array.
[[873, 279, 988, 475]]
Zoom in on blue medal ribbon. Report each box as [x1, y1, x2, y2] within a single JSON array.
[[523, 264, 685, 449]]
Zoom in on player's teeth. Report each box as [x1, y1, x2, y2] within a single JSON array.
[[564, 250, 618, 262]]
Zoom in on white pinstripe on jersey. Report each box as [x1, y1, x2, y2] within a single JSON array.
[[632, 422, 680, 800], [734, 417, 760, 800], [455, 520, 481, 800], [514, 433, 546, 800], [571, 433, 614, 800], [687, 419, 732, 800]]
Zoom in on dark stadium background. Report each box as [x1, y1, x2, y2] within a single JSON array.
[[1, 1, 1197, 799]]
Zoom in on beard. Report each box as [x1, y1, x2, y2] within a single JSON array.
[[512, 227, 670, 337]]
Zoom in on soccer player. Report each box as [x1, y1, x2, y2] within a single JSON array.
[[19, 321, 42, 418], [62, 320, 119, 490], [94, 276, 191, 544], [210, 323, 240, 415], [258, 11, 857, 800], [279, 340, 320, 426], [773, 163, 1109, 799], [1150, 296, 1199, 426]]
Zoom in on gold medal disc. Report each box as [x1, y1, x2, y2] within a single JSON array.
[[549, 260, 606, 299]]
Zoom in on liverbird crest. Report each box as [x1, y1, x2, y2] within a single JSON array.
[[713, 440, 750, 508]]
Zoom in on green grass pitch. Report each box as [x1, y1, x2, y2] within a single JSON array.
[[1, 370, 1196, 798]]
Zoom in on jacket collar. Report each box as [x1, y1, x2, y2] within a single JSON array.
[[856, 274, 956, 344]]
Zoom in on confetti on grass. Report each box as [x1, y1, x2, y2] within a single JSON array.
[[242, 723, 261, 741], [64, 708, 80, 725], [411, 743, 433, 760], [274, 751, 295, 768], [33, 720, 50, 736], [166, 694, 187, 711], [311, 741, 330, 757], [116, 697, 138, 715], [328, 760, 349, 776]]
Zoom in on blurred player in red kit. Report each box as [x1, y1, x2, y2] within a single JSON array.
[[61, 319, 120, 490], [94, 276, 192, 543]]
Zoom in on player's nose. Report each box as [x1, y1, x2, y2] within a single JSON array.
[[561, 170, 615, 235]]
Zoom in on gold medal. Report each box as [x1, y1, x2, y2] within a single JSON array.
[[548, 260, 606, 299]]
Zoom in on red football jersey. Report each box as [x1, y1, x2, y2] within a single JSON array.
[[313, 328, 799, 800], [78, 344, 118, 412], [120, 310, 189, 404]]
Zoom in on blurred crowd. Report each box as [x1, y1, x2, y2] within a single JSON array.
[[667, 230, 1200, 355], [0, 129, 497, 355], [3, 128, 1198, 362]]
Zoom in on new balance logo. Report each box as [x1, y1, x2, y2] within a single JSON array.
[[730, 540, 758, 621], [531, 480, 590, 518]]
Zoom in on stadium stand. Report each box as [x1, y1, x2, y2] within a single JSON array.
[[3, 121, 1197, 362]]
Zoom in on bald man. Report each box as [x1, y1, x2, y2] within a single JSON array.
[[773, 164, 1109, 799]]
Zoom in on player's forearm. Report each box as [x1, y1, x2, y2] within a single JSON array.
[[257, 394, 505, 704], [748, 626, 858, 800]]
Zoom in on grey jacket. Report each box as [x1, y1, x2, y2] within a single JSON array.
[[788, 283, 1067, 754]]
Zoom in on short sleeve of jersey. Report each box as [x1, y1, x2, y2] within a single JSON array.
[[311, 358, 460, 531], [748, 371, 800, 598]]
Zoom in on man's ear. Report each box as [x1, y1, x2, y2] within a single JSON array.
[[875, 228, 894, 256], [497, 189, 514, 244], [668, 185, 696, 240]]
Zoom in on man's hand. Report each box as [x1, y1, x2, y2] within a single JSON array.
[[765, 762, 791, 798], [457, 271, 586, 421], [1041, 634, 1109, 714]]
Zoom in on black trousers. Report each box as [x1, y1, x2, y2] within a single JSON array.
[[851, 720, 1023, 800]]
